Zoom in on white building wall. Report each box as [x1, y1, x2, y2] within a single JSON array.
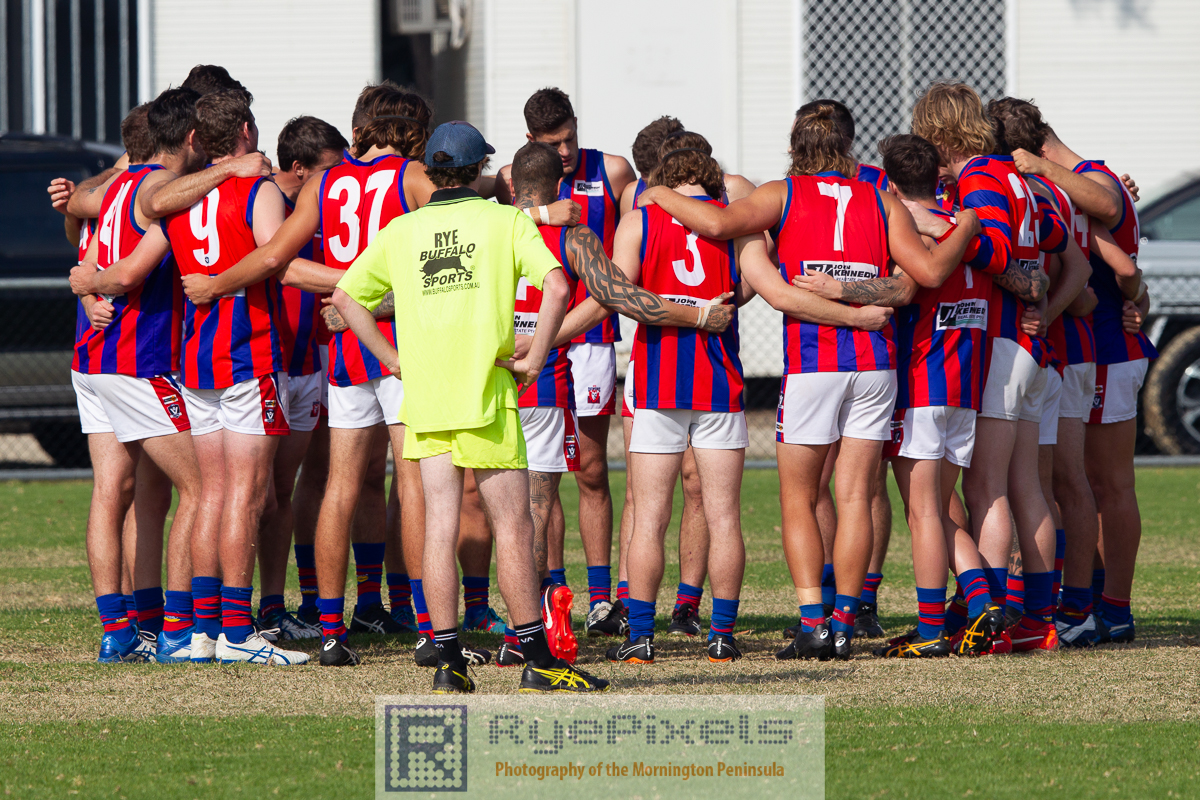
[[150, 0, 379, 165], [1016, 0, 1200, 199]]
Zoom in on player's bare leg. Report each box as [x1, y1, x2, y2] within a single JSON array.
[[1053, 417, 1102, 644], [817, 442, 839, 611], [216, 431, 279, 590], [381, 442, 416, 632], [187, 430, 227, 659], [458, 468, 502, 633], [341, 427, 392, 635], [141, 433, 200, 594], [1085, 418, 1140, 642], [1008, 422, 1058, 634], [829, 437, 886, 656], [616, 417, 635, 601], [963, 417, 1019, 601], [778, 441, 831, 610], [693, 446, 746, 662], [291, 420, 328, 625], [668, 448, 710, 636], [856, 458, 891, 637], [624, 450, 686, 657], [86, 432, 140, 659], [256, 426, 313, 637], [575, 414, 614, 595]]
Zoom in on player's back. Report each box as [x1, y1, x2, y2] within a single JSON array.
[[1072, 159, 1157, 365], [895, 207, 989, 410], [74, 165, 181, 378], [515, 225, 578, 409], [319, 151, 411, 385], [277, 196, 324, 377], [560, 148, 620, 343], [634, 201, 742, 412], [164, 173, 282, 389], [774, 172, 893, 373]]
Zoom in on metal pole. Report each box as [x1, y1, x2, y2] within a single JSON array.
[[94, 0, 104, 141], [136, 0, 151, 102], [22, 0, 33, 131], [71, 0, 80, 138], [30, 0, 45, 132], [118, 0, 128, 116], [1, 1, 8, 131], [46, 0, 55, 133]]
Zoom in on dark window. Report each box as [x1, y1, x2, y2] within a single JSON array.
[[0, 167, 86, 262], [1142, 191, 1200, 242]]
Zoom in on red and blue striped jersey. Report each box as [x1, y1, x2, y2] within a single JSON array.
[[278, 196, 323, 377], [164, 174, 284, 389], [515, 225, 578, 409], [1028, 175, 1096, 369], [73, 218, 96, 358], [936, 179, 956, 213], [1073, 160, 1157, 365], [633, 201, 743, 411], [319, 152, 410, 386], [73, 165, 183, 378], [856, 163, 889, 190], [559, 148, 621, 344], [631, 177, 647, 209], [895, 208, 989, 411], [955, 155, 1048, 366], [773, 172, 895, 373]]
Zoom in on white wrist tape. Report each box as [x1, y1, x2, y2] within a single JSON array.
[[538, 205, 550, 226], [697, 303, 711, 330]]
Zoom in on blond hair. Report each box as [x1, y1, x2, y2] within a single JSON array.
[[911, 81, 996, 163]]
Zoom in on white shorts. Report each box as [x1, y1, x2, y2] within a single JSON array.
[[287, 372, 324, 433], [885, 405, 977, 467], [327, 375, 404, 429], [519, 406, 581, 473], [1038, 367, 1064, 446], [569, 342, 616, 417], [622, 360, 635, 419], [776, 370, 897, 445], [73, 370, 191, 443], [980, 337, 1046, 423], [183, 372, 290, 436], [629, 407, 749, 454], [1088, 358, 1149, 425], [1059, 362, 1097, 420]]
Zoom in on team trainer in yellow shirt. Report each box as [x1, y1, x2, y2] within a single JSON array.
[[333, 121, 609, 696]]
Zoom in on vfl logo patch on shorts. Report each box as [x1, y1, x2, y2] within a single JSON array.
[[587, 385, 601, 404], [936, 299, 988, 331], [1092, 383, 1105, 409], [310, 401, 320, 417], [564, 434, 577, 460], [160, 393, 183, 419], [574, 179, 605, 197], [263, 399, 277, 424], [890, 415, 904, 443]]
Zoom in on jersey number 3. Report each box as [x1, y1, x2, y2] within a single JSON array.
[[670, 218, 706, 286]]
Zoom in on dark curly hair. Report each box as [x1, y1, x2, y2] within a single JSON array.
[[647, 131, 724, 200], [193, 90, 254, 160], [426, 154, 490, 189], [788, 102, 855, 177], [631, 116, 684, 177], [523, 87, 574, 135], [987, 97, 1053, 156]]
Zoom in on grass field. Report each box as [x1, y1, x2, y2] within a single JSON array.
[[2, 468, 1199, 799]]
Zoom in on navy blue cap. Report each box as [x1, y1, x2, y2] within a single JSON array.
[[424, 121, 495, 168]]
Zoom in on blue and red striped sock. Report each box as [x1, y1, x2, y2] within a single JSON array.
[[1005, 574, 1025, 616], [708, 597, 738, 641], [830, 594, 860, 637], [1052, 529, 1066, 598], [861, 573, 883, 605], [586, 565, 611, 609], [915, 586, 946, 640], [1022, 572, 1054, 624], [258, 594, 285, 619], [983, 568, 1008, 609], [616, 581, 630, 603], [674, 582, 703, 613], [1100, 593, 1132, 625], [221, 585, 254, 644], [163, 590, 193, 634], [503, 625, 520, 650], [352, 542, 385, 611], [627, 598, 656, 641], [945, 585, 969, 634], [318, 596, 347, 641], [1059, 585, 1093, 618], [959, 569, 991, 618], [124, 594, 139, 626], [96, 593, 134, 641], [387, 573, 411, 609], [294, 544, 317, 613], [799, 603, 825, 634], [549, 568, 567, 587], [462, 576, 489, 611], [1091, 569, 1106, 609], [820, 564, 836, 608], [410, 578, 432, 634], [133, 587, 164, 636], [191, 577, 222, 639]]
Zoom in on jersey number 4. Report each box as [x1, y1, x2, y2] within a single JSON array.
[[97, 181, 134, 265], [326, 170, 397, 263]]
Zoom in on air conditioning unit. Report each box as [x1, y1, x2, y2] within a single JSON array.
[[391, 0, 472, 52]]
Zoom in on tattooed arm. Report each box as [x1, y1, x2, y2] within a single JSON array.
[[989, 259, 1049, 304], [322, 291, 394, 333], [792, 268, 919, 308], [576, 216, 733, 333]]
